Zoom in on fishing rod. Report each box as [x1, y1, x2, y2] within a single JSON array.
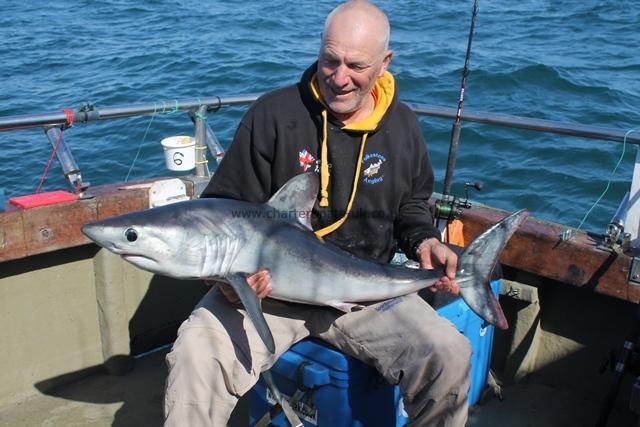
[[435, 0, 480, 225]]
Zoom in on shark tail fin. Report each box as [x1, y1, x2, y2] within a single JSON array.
[[456, 209, 529, 330]]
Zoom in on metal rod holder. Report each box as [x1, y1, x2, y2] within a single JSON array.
[[189, 111, 226, 167], [193, 106, 211, 179], [44, 127, 86, 193], [204, 122, 226, 165]]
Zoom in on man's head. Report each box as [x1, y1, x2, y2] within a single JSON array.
[[317, 1, 393, 123]]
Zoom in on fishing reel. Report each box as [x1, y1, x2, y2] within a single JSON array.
[[434, 181, 483, 226], [602, 192, 631, 252]]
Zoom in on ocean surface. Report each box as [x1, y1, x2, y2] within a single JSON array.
[[1, 0, 638, 233]]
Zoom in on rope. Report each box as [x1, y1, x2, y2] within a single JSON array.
[[63, 108, 74, 128], [125, 100, 182, 182], [125, 102, 159, 182], [195, 145, 208, 166], [575, 128, 637, 231], [36, 128, 64, 193]]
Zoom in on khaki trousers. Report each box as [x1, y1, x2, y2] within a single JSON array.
[[164, 286, 471, 427]]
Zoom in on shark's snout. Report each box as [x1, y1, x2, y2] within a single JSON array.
[[81, 224, 94, 238], [81, 222, 118, 251], [81, 223, 101, 242]]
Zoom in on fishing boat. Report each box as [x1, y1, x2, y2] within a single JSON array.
[[0, 93, 638, 426]]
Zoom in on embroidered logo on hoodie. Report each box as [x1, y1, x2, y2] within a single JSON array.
[[363, 153, 386, 184]]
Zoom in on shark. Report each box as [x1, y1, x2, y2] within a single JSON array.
[[82, 173, 528, 354]]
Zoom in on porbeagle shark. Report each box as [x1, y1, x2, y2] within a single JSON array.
[[82, 173, 527, 354]]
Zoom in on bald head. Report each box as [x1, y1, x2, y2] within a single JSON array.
[[316, 1, 393, 123], [322, 1, 390, 55]]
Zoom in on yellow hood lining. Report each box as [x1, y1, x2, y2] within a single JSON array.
[[309, 71, 395, 132], [309, 71, 395, 238]]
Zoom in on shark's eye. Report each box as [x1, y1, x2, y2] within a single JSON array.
[[124, 228, 138, 242]]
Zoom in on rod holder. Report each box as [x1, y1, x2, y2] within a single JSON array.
[[605, 191, 630, 248], [193, 106, 211, 179], [204, 122, 225, 165], [44, 127, 87, 193], [189, 110, 226, 168]]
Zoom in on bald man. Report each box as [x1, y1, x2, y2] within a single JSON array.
[[164, 1, 471, 426]]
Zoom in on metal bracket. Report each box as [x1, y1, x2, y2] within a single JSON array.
[[149, 179, 189, 208], [627, 146, 640, 248], [629, 257, 640, 285], [77, 102, 99, 123]]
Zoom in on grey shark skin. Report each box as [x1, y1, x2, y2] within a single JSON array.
[[82, 173, 528, 353]]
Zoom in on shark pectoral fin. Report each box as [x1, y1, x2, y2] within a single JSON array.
[[326, 301, 366, 313], [225, 273, 276, 354]]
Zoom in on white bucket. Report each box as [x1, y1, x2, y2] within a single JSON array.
[[161, 136, 196, 171]]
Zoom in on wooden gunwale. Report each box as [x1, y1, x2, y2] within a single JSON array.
[[0, 179, 635, 302], [459, 205, 638, 303], [0, 179, 178, 262]]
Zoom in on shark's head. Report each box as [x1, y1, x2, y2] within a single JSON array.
[[81, 200, 234, 279], [82, 173, 319, 282]]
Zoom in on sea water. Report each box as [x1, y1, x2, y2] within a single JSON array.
[[1, 0, 638, 232]]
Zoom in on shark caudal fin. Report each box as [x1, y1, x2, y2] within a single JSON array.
[[456, 209, 529, 330]]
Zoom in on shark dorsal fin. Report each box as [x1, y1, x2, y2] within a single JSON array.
[[267, 173, 318, 231]]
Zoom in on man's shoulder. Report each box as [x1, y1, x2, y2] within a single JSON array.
[[391, 100, 419, 119], [252, 83, 303, 111], [383, 99, 422, 134]]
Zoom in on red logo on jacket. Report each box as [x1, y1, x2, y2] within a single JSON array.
[[298, 149, 316, 172]]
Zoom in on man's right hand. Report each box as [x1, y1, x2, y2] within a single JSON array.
[[205, 269, 273, 303], [415, 237, 460, 295]]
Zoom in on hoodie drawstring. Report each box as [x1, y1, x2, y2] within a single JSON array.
[[319, 110, 330, 208], [310, 70, 395, 238], [315, 126, 369, 238]]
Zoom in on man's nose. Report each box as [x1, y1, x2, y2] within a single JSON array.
[[331, 64, 350, 87]]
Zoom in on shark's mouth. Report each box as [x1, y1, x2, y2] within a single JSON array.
[[122, 254, 158, 269]]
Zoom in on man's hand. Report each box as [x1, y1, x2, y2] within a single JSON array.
[[205, 269, 273, 303], [415, 237, 460, 294]]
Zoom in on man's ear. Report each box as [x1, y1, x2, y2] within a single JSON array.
[[380, 50, 393, 76]]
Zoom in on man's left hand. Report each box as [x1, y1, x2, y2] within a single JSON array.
[[415, 237, 460, 294]]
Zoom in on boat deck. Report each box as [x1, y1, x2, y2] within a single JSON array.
[[0, 345, 635, 427]]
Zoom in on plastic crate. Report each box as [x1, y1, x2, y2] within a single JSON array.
[[248, 280, 501, 426]]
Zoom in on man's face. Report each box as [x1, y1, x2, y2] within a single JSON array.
[[317, 25, 391, 119]]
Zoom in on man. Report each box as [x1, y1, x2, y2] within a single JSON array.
[[164, 1, 471, 426]]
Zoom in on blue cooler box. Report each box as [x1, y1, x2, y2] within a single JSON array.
[[249, 280, 501, 426]]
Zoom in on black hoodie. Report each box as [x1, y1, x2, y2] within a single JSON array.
[[201, 63, 440, 263]]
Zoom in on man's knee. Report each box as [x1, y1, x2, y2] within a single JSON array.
[[166, 310, 257, 398], [164, 325, 241, 426], [432, 331, 472, 377], [406, 328, 471, 395], [420, 327, 471, 371], [168, 309, 226, 373], [400, 329, 471, 424]]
